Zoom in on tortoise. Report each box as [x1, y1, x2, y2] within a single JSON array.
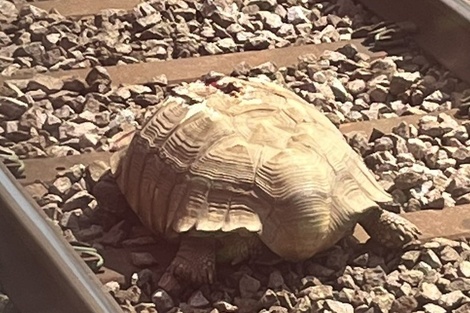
[[94, 76, 420, 292]]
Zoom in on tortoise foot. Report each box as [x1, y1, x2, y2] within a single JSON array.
[[359, 208, 421, 248], [158, 237, 216, 294]]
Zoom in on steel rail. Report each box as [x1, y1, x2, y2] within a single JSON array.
[[0, 162, 123, 313], [356, 0, 470, 84]]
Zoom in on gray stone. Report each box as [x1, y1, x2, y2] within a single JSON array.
[[421, 189, 446, 208], [244, 34, 270, 50], [390, 72, 420, 95], [152, 289, 174, 313], [415, 261, 434, 275], [50, 176, 72, 197], [268, 270, 284, 290], [213, 301, 238, 313], [446, 171, 470, 197], [454, 303, 470, 313], [59, 122, 99, 140], [395, 169, 426, 189], [426, 90, 447, 103], [0, 0, 18, 20], [419, 116, 444, 137], [258, 11, 283, 30], [443, 126, 468, 143], [301, 285, 333, 301], [267, 305, 288, 313], [337, 288, 357, 304], [363, 266, 386, 290], [449, 278, 470, 292], [79, 133, 101, 149], [245, 0, 277, 10], [391, 296, 418, 313], [85, 66, 111, 87], [452, 148, 470, 164], [442, 264, 459, 281], [286, 6, 310, 24], [421, 100, 440, 112], [98, 221, 127, 247], [188, 290, 210, 308], [292, 296, 311, 313], [416, 282, 442, 303], [337, 274, 357, 289], [423, 303, 446, 313], [62, 190, 95, 211], [114, 285, 141, 305], [324, 299, 353, 313], [346, 79, 366, 95], [399, 270, 424, 287], [458, 261, 470, 278], [368, 85, 388, 103], [239, 274, 261, 298], [407, 138, 427, 160], [456, 192, 470, 204], [439, 290, 467, 310], [438, 113, 459, 132], [259, 289, 279, 309], [374, 137, 394, 152], [330, 78, 350, 102], [27, 75, 64, 93], [371, 287, 395, 312], [0, 97, 29, 120]]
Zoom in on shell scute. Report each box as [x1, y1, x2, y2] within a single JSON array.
[[114, 77, 392, 260]]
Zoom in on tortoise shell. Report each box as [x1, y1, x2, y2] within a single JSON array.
[[111, 77, 391, 261]]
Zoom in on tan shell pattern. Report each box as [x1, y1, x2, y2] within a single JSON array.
[[112, 77, 392, 261]]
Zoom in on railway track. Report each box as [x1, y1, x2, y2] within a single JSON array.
[[1, 0, 470, 312]]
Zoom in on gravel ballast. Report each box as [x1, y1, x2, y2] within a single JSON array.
[[347, 112, 470, 213], [2, 44, 470, 211], [0, 43, 468, 160], [26, 163, 470, 313], [17, 74, 470, 312], [0, 0, 380, 75], [2, 1, 470, 311]]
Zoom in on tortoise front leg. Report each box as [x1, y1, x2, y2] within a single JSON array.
[[158, 236, 216, 295], [358, 207, 421, 248]]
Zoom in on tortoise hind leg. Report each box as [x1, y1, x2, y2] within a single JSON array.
[[158, 236, 216, 295], [358, 207, 421, 248]]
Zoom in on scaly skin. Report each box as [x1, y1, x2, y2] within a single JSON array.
[[94, 176, 421, 297], [158, 236, 216, 296], [94, 176, 271, 295], [359, 207, 421, 248], [157, 233, 275, 296]]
